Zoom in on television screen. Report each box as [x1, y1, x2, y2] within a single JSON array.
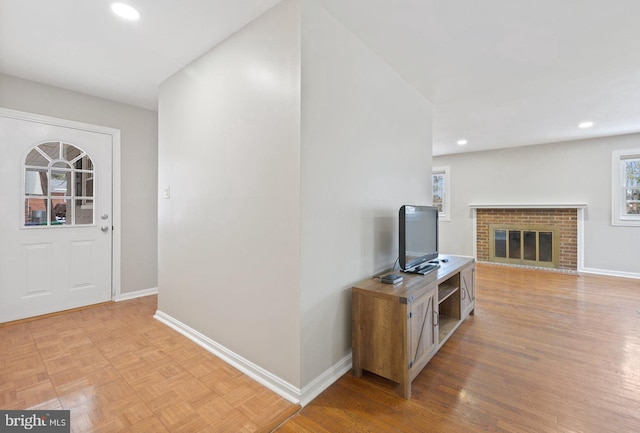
[[399, 205, 439, 271]]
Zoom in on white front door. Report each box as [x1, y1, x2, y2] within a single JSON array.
[[0, 113, 113, 323]]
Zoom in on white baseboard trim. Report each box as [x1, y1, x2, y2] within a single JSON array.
[[154, 310, 301, 404], [299, 353, 352, 407], [579, 267, 640, 280], [153, 310, 352, 407], [115, 287, 158, 302]]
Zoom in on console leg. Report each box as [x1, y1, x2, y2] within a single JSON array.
[[400, 379, 411, 399]]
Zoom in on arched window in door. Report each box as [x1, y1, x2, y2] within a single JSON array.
[[24, 142, 95, 226]]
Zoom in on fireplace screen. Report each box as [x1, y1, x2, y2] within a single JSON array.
[[490, 225, 559, 268]]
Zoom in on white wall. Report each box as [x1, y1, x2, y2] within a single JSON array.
[[434, 134, 640, 277], [157, 0, 433, 396], [300, 0, 433, 386], [158, 0, 302, 386], [0, 73, 158, 294]]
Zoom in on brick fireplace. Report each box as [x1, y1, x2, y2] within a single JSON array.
[[472, 206, 584, 271]]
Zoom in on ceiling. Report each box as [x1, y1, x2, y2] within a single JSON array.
[[2, 0, 640, 156]]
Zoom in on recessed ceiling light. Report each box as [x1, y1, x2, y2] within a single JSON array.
[[111, 3, 140, 21], [578, 121, 594, 129], [457, 139, 468, 146]]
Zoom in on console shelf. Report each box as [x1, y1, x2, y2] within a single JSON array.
[[438, 315, 458, 341], [351, 255, 475, 399], [438, 283, 458, 303]]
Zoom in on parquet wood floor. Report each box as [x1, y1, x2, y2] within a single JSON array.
[[0, 295, 298, 433], [277, 264, 640, 433]]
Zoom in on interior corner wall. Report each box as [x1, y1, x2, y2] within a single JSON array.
[[157, 0, 302, 386], [299, 0, 433, 387], [433, 134, 640, 276], [0, 73, 158, 294]]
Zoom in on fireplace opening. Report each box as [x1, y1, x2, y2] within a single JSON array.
[[489, 224, 559, 268]]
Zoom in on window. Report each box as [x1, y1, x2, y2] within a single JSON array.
[[24, 142, 95, 227], [432, 166, 450, 221], [612, 149, 640, 226]]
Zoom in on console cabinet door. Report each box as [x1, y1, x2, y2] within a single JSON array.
[[409, 287, 437, 374], [460, 266, 475, 316]]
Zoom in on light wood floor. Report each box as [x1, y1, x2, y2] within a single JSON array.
[[277, 264, 640, 432], [4, 266, 639, 432], [0, 295, 298, 433]]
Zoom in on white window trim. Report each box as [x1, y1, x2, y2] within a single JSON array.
[[432, 165, 451, 222], [612, 149, 640, 227]]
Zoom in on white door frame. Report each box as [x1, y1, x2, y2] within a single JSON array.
[[0, 107, 122, 300]]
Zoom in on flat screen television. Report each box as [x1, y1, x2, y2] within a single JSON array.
[[399, 205, 439, 273]]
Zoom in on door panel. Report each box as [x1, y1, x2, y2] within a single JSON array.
[[0, 115, 112, 323], [23, 243, 53, 295]]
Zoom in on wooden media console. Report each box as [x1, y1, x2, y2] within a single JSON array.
[[351, 255, 475, 398]]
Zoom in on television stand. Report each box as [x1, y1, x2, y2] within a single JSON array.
[[351, 255, 475, 399]]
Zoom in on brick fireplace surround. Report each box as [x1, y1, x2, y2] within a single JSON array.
[[474, 207, 581, 271]]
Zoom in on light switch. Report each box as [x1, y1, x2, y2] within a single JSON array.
[[163, 186, 171, 199]]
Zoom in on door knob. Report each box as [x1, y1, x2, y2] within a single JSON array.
[[101, 226, 109, 232], [101, 214, 109, 220]]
